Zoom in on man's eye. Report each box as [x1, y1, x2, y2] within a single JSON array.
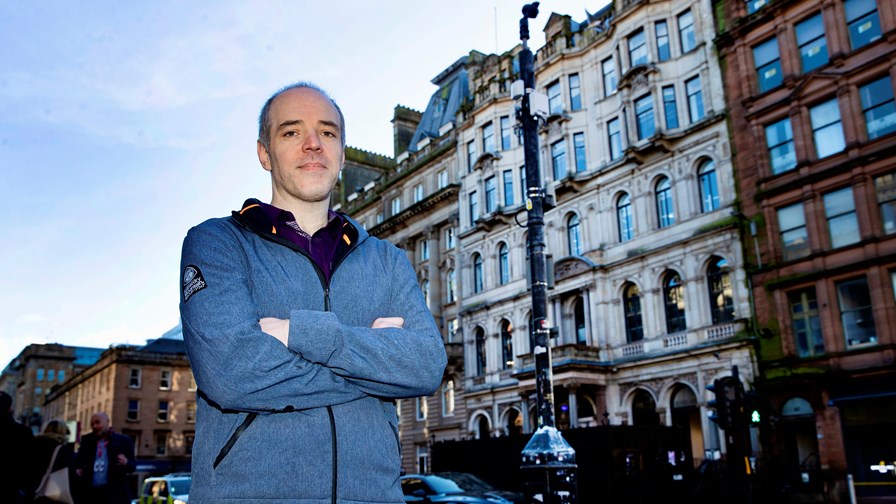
[[284, 131, 297, 137], [322, 131, 337, 138]]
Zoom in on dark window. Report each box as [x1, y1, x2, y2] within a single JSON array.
[[498, 243, 510, 285], [503, 169, 514, 207], [469, 191, 479, 223], [467, 140, 477, 172], [574, 296, 587, 344], [475, 327, 487, 375], [789, 288, 825, 357], [473, 254, 483, 293], [624, 283, 643, 343], [567, 214, 582, 255], [482, 122, 495, 153], [608, 117, 623, 160], [500, 116, 512, 150], [485, 176, 497, 213], [836, 277, 877, 347], [602, 57, 617, 96], [501, 320, 514, 369], [707, 257, 734, 324], [663, 271, 687, 333], [548, 80, 563, 114], [874, 173, 896, 234]]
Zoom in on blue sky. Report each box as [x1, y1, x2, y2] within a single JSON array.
[[0, 0, 607, 369]]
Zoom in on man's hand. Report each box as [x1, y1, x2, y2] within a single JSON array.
[[371, 317, 404, 329], [260, 317, 290, 345], [116, 454, 128, 466]]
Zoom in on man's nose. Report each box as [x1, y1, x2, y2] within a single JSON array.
[[303, 132, 322, 151]]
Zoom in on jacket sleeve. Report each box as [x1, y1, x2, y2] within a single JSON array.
[[179, 221, 366, 412], [287, 241, 447, 399]]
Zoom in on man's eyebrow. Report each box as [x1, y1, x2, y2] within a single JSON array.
[[276, 119, 340, 133]]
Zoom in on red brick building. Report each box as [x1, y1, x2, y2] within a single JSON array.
[[714, 0, 896, 501]]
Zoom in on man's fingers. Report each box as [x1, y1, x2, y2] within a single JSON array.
[[371, 317, 404, 329]]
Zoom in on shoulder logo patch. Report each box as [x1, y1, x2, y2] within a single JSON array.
[[182, 265, 207, 303]]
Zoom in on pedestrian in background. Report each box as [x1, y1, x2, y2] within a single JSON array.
[[0, 390, 36, 504], [32, 419, 76, 504], [72, 412, 135, 504]]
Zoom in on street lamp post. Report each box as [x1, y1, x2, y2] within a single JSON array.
[[515, 3, 577, 502]]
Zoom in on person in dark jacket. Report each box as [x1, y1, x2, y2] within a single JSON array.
[[32, 419, 76, 504], [0, 391, 36, 504], [73, 412, 136, 504]]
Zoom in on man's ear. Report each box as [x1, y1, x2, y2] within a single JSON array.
[[257, 140, 272, 172]]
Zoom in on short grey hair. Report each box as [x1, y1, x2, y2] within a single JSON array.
[[257, 81, 346, 151]]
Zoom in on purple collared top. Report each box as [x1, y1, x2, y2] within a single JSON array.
[[258, 202, 344, 284]]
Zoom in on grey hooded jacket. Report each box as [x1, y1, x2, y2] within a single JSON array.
[[179, 200, 447, 503]]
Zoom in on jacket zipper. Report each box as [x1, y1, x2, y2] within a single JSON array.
[[229, 213, 359, 504]]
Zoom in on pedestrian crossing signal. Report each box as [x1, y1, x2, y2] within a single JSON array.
[[750, 409, 761, 424]]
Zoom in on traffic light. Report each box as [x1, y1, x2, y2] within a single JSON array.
[[706, 377, 739, 430], [742, 390, 765, 427]]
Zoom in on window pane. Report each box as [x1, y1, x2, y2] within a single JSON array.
[[618, 194, 634, 242], [778, 203, 809, 260], [500, 116, 512, 150], [602, 58, 617, 96], [686, 77, 704, 123], [823, 188, 860, 248], [485, 176, 497, 213], [766, 118, 797, 174], [548, 81, 563, 114], [810, 99, 844, 158], [574, 133, 587, 173], [635, 94, 655, 140], [837, 277, 877, 347], [845, 0, 882, 50], [875, 174, 896, 234], [608, 118, 623, 160], [624, 284, 644, 342], [656, 177, 675, 228], [699, 161, 719, 212], [629, 30, 647, 66], [860, 76, 896, 140], [663, 86, 679, 130], [789, 289, 825, 357], [753, 38, 782, 92], [551, 140, 567, 180], [569, 74, 581, 111], [678, 10, 696, 53], [503, 169, 514, 207], [795, 13, 828, 72], [482, 122, 495, 153], [656, 21, 670, 61], [568, 215, 582, 255]]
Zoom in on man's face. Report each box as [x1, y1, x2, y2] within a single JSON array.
[[90, 414, 110, 437], [257, 87, 345, 208]]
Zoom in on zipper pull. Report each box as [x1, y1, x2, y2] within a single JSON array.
[[324, 287, 330, 312]]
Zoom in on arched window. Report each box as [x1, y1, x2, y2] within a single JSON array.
[[473, 254, 484, 293], [655, 176, 675, 228], [567, 213, 582, 255], [446, 269, 456, 303], [498, 243, 510, 285], [475, 327, 486, 376], [476, 415, 491, 439], [663, 271, 687, 333], [574, 296, 587, 344], [501, 319, 514, 369], [442, 380, 455, 417], [698, 159, 720, 212], [421, 280, 430, 308], [632, 389, 660, 426], [623, 283, 644, 343], [707, 256, 734, 323], [617, 193, 634, 242]]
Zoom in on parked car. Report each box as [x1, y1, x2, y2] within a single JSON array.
[[401, 472, 522, 503], [137, 472, 191, 504]]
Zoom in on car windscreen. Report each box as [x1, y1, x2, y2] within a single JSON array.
[[431, 473, 495, 492], [169, 478, 191, 495]]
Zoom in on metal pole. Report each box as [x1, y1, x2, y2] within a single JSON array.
[[516, 3, 577, 503]]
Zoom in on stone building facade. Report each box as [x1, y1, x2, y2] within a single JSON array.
[[713, 0, 896, 500], [342, 0, 759, 475]]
